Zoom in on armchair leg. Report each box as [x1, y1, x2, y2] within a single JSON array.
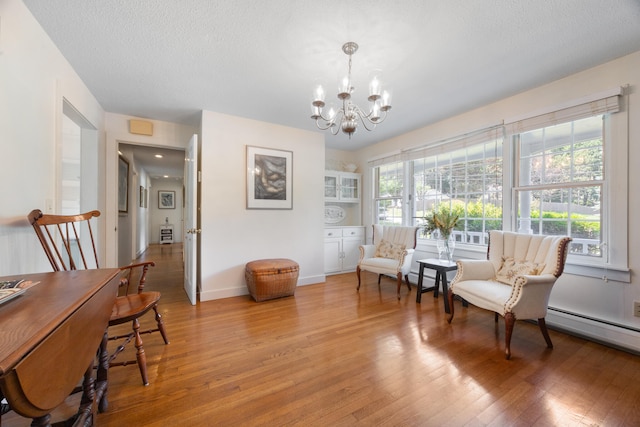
[[396, 273, 403, 299], [404, 274, 411, 292], [356, 266, 362, 291], [504, 312, 515, 360], [446, 288, 455, 323], [538, 317, 554, 349]]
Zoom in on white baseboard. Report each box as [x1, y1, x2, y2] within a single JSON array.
[[199, 274, 326, 302]]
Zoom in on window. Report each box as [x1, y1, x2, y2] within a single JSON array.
[[375, 162, 404, 225], [411, 138, 503, 243], [373, 132, 503, 246], [370, 89, 625, 276], [515, 115, 605, 257]]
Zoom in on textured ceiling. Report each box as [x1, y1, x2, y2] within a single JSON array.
[[24, 0, 640, 155]]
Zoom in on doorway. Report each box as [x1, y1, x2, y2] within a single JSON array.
[[116, 143, 186, 267]]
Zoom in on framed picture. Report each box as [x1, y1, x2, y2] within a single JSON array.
[[246, 146, 293, 209], [118, 156, 129, 213], [158, 190, 176, 209], [144, 188, 148, 208], [139, 185, 144, 208]]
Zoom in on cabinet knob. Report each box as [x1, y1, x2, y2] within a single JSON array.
[[328, 232, 333, 236]]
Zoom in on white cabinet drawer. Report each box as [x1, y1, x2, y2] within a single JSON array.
[[342, 227, 364, 238], [324, 228, 341, 238]]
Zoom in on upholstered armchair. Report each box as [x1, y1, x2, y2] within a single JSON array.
[[447, 230, 571, 359], [357, 225, 419, 299]]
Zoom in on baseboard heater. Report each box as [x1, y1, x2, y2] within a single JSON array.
[[545, 306, 640, 355]]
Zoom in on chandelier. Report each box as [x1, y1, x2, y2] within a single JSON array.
[[311, 42, 392, 138]]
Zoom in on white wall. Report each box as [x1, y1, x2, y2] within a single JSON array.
[[199, 111, 326, 301], [150, 177, 183, 244], [355, 51, 640, 352], [0, 0, 105, 275]]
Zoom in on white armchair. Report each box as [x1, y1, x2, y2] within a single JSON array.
[[447, 230, 571, 359], [356, 225, 419, 299]]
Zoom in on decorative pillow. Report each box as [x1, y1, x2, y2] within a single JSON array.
[[374, 239, 406, 261], [495, 257, 545, 285], [375, 239, 393, 258]]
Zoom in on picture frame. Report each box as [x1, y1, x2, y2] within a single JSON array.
[[158, 190, 176, 209], [144, 188, 148, 208], [139, 185, 144, 208], [118, 156, 129, 213], [246, 145, 293, 209]]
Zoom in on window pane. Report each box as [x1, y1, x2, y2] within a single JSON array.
[[375, 161, 403, 225], [516, 186, 601, 256], [377, 162, 403, 198], [520, 116, 603, 186], [377, 199, 402, 225]]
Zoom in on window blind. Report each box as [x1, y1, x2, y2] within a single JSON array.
[[505, 88, 622, 135], [368, 124, 504, 167]]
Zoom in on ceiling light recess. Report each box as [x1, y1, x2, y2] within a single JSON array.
[[311, 42, 392, 139]]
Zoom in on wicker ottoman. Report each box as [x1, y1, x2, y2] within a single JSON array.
[[245, 258, 299, 302]]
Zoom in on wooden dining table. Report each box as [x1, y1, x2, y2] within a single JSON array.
[[0, 269, 120, 426]]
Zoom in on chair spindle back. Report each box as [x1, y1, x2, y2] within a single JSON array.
[[28, 209, 101, 271]]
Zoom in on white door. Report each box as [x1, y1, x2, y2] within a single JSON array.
[[183, 134, 199, 305]]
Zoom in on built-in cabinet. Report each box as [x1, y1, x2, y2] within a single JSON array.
[[324, 226, 365, 273], [324, 170, 363, 274], [324, 171, 360, 202]]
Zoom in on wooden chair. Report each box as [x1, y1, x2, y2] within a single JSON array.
[[27, 209, 169, 386], [357, 225, 420, 299], [447, 230, 571, 359]]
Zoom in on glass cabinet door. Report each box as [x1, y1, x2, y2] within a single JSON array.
[[339, 175, 359, 202], [324, 174, 338, 200]]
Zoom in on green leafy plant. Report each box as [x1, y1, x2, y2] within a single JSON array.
[[423, 207, 459, 239]]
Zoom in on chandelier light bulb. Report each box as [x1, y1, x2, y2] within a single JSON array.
[[381, 90, 392, 111], [368, 76, 381, 101], [310, 41, 392, 138], [312, 85, 325, 106]]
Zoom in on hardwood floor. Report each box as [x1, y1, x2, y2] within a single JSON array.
[[4, 243, 640, 426]]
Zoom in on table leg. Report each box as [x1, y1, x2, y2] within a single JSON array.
[[416, 264, 425, 303], [72, 361, 96, 426], [31, 414, 51, 426], [433, 272, 441, 298], [442, 273, 450, 314], [95, 330, 109, 413]]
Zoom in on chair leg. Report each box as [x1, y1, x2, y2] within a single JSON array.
[[132, 318, 149, 386], [153, 305, 170, 345], [356, 266, 362, 291], [396, 273, 403, 299], [446, 288, 455, 323], [504, 312, 516, 360], [538, 317, 553, 349], [377, 274, 382, 285], [404, 274, 411, 292]]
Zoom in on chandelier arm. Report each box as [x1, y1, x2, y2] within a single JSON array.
[[350, 105, 379, 132], [315, 108, 345, 134]]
